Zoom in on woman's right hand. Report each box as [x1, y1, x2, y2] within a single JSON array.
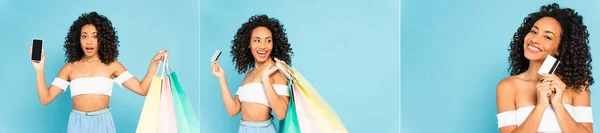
[[535, 80, 553, 107], [211, 61, 225, 79], [30, 45, 45, 72]]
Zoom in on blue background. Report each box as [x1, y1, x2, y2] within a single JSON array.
[[0, 0, 199, 132], [401, 0, 599, 132], [199, 0, 400, 132]]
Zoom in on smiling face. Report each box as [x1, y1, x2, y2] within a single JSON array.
[[249, 26, 274, 63], [523, 17, 562, 61], [80, 24, 99, 57]]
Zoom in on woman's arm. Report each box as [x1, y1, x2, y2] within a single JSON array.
[[553, 90, 593, 133], [113, 50, 166, 96], [32, 50, 67, 105], [497, 78, 548, 133], [262, 64, 290, 120], [211, 62, 241, 116], [218, 77, 242, 117], [37, 64, 70, 105]]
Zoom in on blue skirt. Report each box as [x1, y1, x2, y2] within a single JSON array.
[[238, 117, 277, 133], [67, 107, 116, 133]]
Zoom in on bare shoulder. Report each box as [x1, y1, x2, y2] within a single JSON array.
[[108, 60, 127, 77], [270, 70, 287, 85], [497, 76, 518, 93], [241, 69, 255, 85], [572, 87, 591, 106], [57, 62, 74, 80]]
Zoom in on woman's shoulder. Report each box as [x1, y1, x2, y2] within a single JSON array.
[[497, 76, 520, 92]]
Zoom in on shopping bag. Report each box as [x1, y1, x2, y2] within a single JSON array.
[[279, 80, 301, 133], [135, 62, 165, 133], [291, 68, 348, 133], [170, 71, 200, 133], [292, 84, 320, 133], [158, 76, 178, 133]]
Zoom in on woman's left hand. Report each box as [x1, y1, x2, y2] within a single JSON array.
[[262, 63, 279, 80], [541, 74, 567, 106], [151, 49, 168, 65]]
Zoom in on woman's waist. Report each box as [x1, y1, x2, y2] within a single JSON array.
[[72, 107, 111, 116], [240, 114, 274, 127], [72, 95, 110, 112], [241, 104, 272, 122]]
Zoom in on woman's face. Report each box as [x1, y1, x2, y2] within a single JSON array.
[[80, 24, 99, 57], [249, 26, 273, 63], [523, 17, 562, 61]]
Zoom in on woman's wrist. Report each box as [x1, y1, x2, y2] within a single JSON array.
[[218, 76, 226, 81], [262, 76, 271, 84], [35, 69, 44, 74], [551, 102, 564, 109]]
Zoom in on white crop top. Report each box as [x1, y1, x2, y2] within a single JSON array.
[[497, 104, 594, 132], [50, 71, 134, 97], [236, 83, 289, 107]]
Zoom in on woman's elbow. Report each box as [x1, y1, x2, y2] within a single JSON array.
[[39, 100, 50, 106], [228, 111, 238, 117], [139, 92, 148, 96], [276, 111, 287, 120]]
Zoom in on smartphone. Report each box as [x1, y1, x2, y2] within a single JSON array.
[[211, 50, 222, 62], [538, 55, 560, 75], [31, 39, 43, 61]]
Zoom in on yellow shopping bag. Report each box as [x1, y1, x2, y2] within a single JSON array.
[[136, 56, 168, 133], [291, 68, 348, 133], [135, 76, 162, 133]]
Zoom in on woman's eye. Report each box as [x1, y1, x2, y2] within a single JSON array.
[[82, 35, 87, 39], [254, 40, 260, 43], [530, 30, 537, 34], [545, 36, 552, 40], [267, 40, 272, 43]]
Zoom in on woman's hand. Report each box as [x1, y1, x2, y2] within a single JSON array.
[[211, 61, 225, 79], [151, 50, 168, 65], [30, 45, 45, 72], [535, 80, 553, 107], [540, 74, 567, 107], [262, 63, 279, 80]]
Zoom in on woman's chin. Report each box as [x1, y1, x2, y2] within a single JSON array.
[[84, 53, 97, 58], [524, 53, 546, 62]]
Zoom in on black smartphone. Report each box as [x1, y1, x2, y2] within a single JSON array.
[[32, 39, 43, 61]]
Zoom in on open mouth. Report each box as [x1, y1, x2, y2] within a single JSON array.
[[527, 43, 542, 53], [85, 47, 94, 53], [256, 50, 268, 58]]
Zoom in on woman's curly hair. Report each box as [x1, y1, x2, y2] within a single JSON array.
[[231, 14, 293, 74], [508, 3, 593, 92], [64, 11, 119, 65]]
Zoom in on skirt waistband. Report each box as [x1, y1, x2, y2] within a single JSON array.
[[240, 117, 274, 127], [72, 107, 110, 116]]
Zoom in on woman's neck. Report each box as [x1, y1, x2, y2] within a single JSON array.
[[81, 54, 101, 63], [523, 60, 543, 81], [254, 58, 273, 70]]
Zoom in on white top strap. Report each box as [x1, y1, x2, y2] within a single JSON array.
[[573, 106, 593, 123], [51, 78, 70, 91], [114, 71, 133, 87], [497, 110, 517, 128], [273, 84, 289, 96]]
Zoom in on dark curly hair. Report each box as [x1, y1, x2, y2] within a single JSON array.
[[64, 11, 119, 64], [508, 3, 593, 92], [231, 14, 293, 74]]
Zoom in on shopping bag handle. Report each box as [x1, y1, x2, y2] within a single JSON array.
[[153, 52, 168, 77], [274, 57, 297, 83]]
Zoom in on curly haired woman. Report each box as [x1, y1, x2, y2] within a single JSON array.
[[29, 11, 167, 133], [210, 14, 293, 133], [496, 3, 594, 133]]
